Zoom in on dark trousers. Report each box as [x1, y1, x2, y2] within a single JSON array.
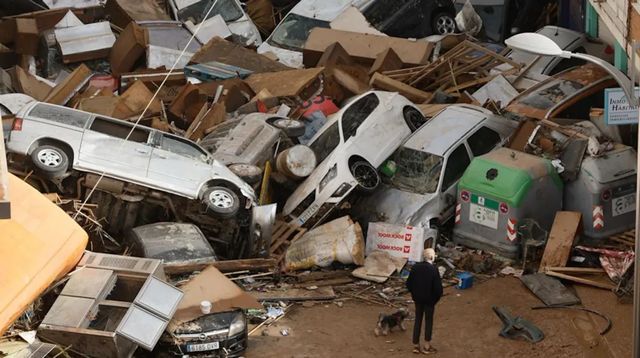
[[413, 303, 435, 344]]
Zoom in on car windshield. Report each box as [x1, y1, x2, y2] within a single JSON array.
[[309, 121, 340, 164], [389, 147, 443, 195], [517, 79, 584, 110], [161, 135, 209, 162], [268, 13, 330, 51], [176, 0, 243, 24]]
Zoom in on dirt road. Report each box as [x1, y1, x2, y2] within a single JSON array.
[[247, 277, 631, 358]]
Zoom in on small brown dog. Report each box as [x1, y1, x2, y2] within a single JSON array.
[[374, 308, 409, 336]]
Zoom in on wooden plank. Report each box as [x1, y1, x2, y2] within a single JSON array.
[[270, 225, 298, 254], [254, 286, 336, 301], [370, 72, 433, 103], [544, 271, 615, 290], [539, 211, 582, 272], [545, 267, 605, 273], [294, 277, 353, 288], [163, 258, 276, 275]]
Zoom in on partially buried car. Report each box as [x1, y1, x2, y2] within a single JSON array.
[[283, 90, 426, 228], [126, 222, 248, 357], [5, 101, 255, 219], [354, 105, 517, 242]]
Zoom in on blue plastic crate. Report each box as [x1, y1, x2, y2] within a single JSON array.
[[456, 271, 474, 289]]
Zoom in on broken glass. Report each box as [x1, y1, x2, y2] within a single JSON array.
[[389, 147, 443, 194], [268, 13, 330, 51]]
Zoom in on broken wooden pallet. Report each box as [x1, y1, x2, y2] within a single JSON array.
[[270, 219, 307, 265], [382, 40, 522, 94], [608, 230, 636, 246]]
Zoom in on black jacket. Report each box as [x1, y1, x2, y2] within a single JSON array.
[[406, 262, 443, 306]]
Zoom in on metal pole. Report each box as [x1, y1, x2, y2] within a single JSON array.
[[633, 40, 640, 358]]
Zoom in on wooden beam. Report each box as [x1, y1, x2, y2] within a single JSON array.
[[544, 270, 615, 290], [162, 258, 277, 275], [370, 72, 433, 103], [539, 211, 582, 271]]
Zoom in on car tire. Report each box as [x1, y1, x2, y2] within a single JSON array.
[[229, 163, 263, 184], [31, 144, 69, 178], [272, 118, 306, 137], [350, 160, 380, 192], [202, 186, 240, 218], [432, 12, 457, 35]]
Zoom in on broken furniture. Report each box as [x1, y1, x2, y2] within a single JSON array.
[[37, 252, 183, 358], [381, 40, 522, 99], [492, 306, 544, 343]]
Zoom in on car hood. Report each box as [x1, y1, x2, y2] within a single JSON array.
[[357, 183, 439, 227], [283, 150, 342, 215], [172, 311, 238, 334]]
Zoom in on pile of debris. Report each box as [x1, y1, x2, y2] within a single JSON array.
[[0, 0, 637, 356]]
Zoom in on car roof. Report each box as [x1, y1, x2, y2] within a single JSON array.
[[289, 0, 373, 21], [403, 105, 490, 156]]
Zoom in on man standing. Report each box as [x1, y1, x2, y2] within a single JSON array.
[[406, 248, 443, 354]]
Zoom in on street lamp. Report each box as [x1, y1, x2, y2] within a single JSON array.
[[505, 32, 640, 357]]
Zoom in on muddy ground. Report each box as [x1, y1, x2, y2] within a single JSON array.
[[247, 277, 631, 358]]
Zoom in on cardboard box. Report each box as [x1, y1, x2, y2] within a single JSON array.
[[15, 18, 40, 56], [303, 28, 432, 68], [110, 22, 148, 76]]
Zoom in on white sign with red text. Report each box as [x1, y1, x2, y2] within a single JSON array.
[[366, 222, 425, 262]]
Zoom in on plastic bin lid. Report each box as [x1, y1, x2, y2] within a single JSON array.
[[581, 145, 637, 184], [459, 148, 561, 207]]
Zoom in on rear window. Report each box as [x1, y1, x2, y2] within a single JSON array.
[[28, 104, 90, 128]]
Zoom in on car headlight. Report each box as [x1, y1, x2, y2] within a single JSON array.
[[331, 183, 352, 198], [228, 313, 246, 337], [319, 164, 338, 193]]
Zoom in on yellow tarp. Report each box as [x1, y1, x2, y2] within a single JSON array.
[[0, 174, 88, 334]]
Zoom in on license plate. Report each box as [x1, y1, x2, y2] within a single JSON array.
[[612, 193, 635, 217], [469, 203, 499, 229], [186, 342, 219, 352], [297, 203, 319, 225]]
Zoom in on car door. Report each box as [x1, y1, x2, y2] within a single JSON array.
[[147, 133, 211, 197], [439, 143, 472, 221], [78, 116, 152, 181]]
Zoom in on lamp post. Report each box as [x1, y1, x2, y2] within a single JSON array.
[[505, 32, 640, 357]]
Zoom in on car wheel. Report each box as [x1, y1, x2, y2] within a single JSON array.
[[31, 144, 69, 178], [272, 118, 306, 137], [350, 160, 380, 192], [432, 12, 457, 35], [202, 186, 240, 218], [229, 163, 263, 184]]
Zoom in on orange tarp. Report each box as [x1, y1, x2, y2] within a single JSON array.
[[0, 174, 87, 334]]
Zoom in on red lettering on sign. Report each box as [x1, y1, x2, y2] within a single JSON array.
[[403, 246, 410, 253]]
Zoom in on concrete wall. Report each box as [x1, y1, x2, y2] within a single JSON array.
[[589, 0, 640, 78]]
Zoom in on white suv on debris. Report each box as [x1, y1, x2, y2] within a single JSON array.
[[6, 101, 255, 218]]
